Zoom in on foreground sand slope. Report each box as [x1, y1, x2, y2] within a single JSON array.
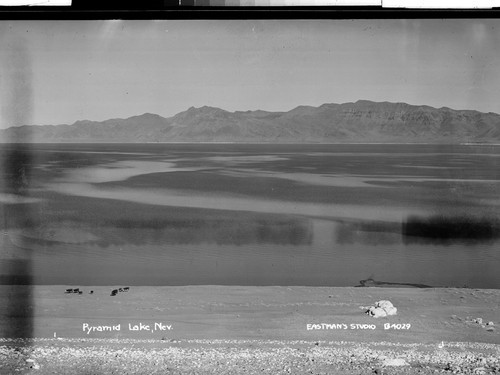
[[1, 285, 496, 343], [0, 286, 499, 374]]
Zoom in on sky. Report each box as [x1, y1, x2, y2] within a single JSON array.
[[0, 19, 499, 128]]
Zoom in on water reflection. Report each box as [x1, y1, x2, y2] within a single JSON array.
[[11, 217, 314, 247], [402, 215, 500, 245], [334, 216, 500, 247], [47, 182, 416, 223], [55, 160, 202, 184], [335, 220, 402, 246]]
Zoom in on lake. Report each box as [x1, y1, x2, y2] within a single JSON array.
[[1, 143, 499, 288]]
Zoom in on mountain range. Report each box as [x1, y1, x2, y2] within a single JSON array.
[[2, 100, 500, 143]]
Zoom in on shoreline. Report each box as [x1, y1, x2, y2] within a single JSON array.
[[1, 285, 499, 373], [1, 285, 498, 343], [2, 141, 500, 145]]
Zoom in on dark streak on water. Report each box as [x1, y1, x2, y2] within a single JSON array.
[[356, 277, 433, 288]]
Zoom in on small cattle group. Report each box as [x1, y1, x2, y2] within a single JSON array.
[[64, 288, 90, 295], [64, 287, 130, 296], [110, 287, 130, 296]]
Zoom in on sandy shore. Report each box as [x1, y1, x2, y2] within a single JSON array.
[[0, 286, 499, 374]]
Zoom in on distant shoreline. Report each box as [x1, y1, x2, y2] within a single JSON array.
[[1, 142, 499, 145]]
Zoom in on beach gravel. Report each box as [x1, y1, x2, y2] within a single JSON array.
[[1, 338, 499, 375]]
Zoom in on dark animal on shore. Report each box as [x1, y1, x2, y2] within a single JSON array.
[[110, 289, 118, 296], [123, 287, 129, 291], [73, 288, 80, 293], [119, 288, 123, 292], [78, 291, 83, 295], [89, 291, 94, 294], [65, 289, 73, 293]]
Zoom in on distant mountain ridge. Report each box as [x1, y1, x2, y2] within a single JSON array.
[[2, 100, 500, 143]]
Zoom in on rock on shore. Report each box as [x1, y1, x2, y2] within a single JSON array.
[[366, 300, 398, 318]]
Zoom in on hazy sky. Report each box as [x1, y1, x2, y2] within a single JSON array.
[[0, 19, 499, 127]]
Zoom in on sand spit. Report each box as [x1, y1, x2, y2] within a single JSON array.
[[1, 338, 500, 374]]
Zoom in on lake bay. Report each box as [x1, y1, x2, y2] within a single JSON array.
[[1, 143, 499, 288]]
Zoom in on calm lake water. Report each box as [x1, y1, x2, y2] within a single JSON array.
[[1, 143, 499, 287]]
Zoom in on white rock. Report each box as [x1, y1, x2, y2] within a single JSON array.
[[375, 300, 394, 309], [368, 307, 387, 318], [384, 306, 398, 316], [366, 300, 397, 317]]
